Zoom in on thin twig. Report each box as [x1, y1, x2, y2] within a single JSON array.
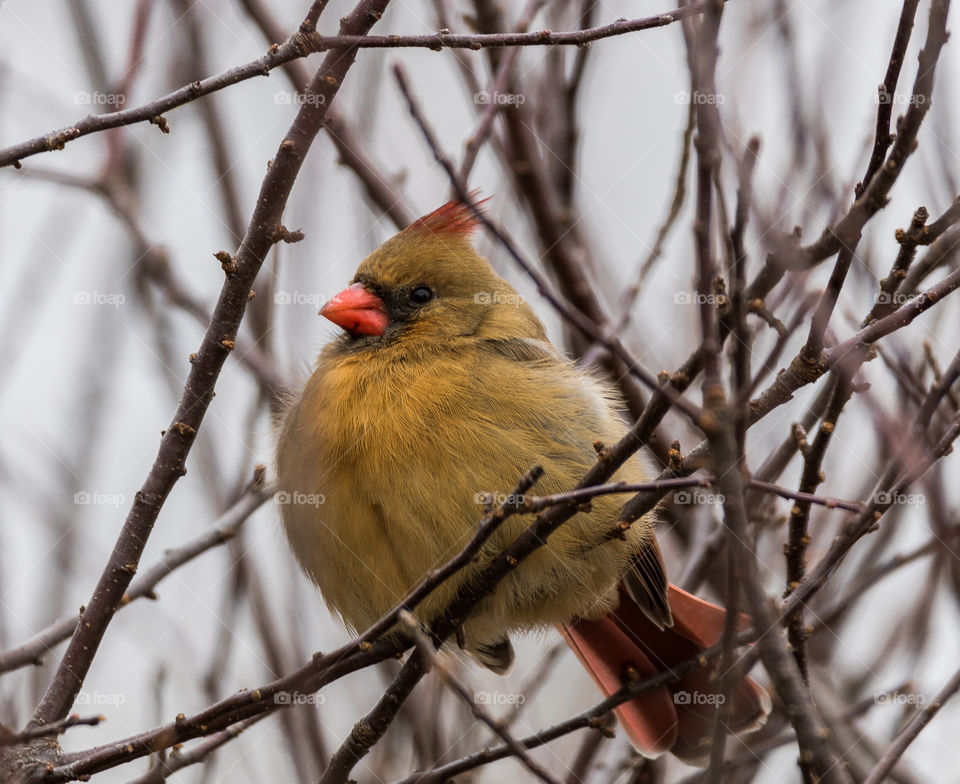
[[27, 0, 392, 734], [0, 473, 273, 675], [857, 0, 922, 198], [457, 0, 544, 183], [392, 62, 707, 428], [0, 1, 723, 168], [317, 649, 429, 784], [41, 468, 544, 780], [124, 714, 268, 784], [861, 665, 960, 784], [0, 714, 104, 748], [747, 479, 863, 514], [400, 612, 563, 784], [236, 0, 417, 229]]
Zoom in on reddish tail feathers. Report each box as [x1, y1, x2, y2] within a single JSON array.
[[559, 584, 770, 764]]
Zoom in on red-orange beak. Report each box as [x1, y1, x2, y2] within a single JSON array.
[[320, 282, 388, 337]]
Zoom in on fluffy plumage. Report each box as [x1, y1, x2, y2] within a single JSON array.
[[276, 199, 768, 761], [278, 202, 655, 647]]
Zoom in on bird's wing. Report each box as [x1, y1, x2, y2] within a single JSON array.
[[623, 536, 673, 629], [478, 336, 563, 364]]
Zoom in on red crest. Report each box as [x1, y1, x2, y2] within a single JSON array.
[[404, 192, 489, 238]]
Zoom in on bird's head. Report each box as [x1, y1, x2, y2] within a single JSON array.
[[320, 198, 544, 346]]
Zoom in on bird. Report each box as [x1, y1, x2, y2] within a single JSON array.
[[275, 197, 769, 762]]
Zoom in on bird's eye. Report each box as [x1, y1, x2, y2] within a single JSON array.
[[409, 285, 434, 306]]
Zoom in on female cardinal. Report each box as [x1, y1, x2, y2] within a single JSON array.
[[276, 198, 768, 762]]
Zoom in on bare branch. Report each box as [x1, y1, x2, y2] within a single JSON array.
[[27, 0, 393, 734], [0, 715, 103, 748], [862, 665, 960, 784], [0, 473, 273, 676], [0, 1, 723, 169], [401, 611, 563, 784]]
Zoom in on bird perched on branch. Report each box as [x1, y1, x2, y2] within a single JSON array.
[[276, 197, 769, 763]]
